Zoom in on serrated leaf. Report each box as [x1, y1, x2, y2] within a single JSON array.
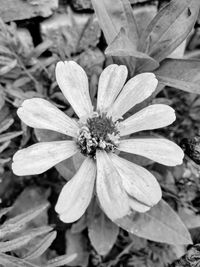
[[105, 27, 159, 71], [139, 0, 200, 62], [24, 231, 57, 260], [0, 253, 39, 267], [45, 253, 77, 267], [154, 58, 200, 94], [115, 199, 192, 245], [0, 226, 52, 253], [91, 0, 138, 45], [88, 204, 119, 256], [0, 203, 49, 239]]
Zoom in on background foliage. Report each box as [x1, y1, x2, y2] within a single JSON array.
[[1, 0, 200, 266]]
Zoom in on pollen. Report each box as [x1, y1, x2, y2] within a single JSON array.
[[77, 113, 120, 157]]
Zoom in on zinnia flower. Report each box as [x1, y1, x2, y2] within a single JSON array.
[[12, 61, 184, 223]]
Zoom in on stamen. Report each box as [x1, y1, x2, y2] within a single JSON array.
[[77, 113, 120, 157]]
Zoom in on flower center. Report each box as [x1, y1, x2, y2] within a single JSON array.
[[77, 113, 120, 158]]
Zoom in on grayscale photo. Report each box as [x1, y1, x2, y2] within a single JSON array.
[[0, 0, 200, 266]]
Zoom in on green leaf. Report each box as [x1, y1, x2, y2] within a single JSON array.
[[0, 253, 39, 267], [154, 58, 200, 94], [91, 0, 138, 46], [88, 203, 119, 255], [115, 199, 192, 245], [139, 0, 200, 62]]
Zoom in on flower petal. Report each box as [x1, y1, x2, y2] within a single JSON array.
[[17, 98, 79, 137], [119, 104, 176, 136], [97, 64, 128, 112], [110, 154, 162, 207], [107, 73, 158, 120], [119, 138, 184, 166], [55, 158, 96, 223], [56, 61, 93, 118], [12, 141, 78, 175], [96, 150, 130, 221], [129, 198, 151, 213]]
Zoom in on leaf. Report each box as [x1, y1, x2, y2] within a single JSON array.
[[91, 0, 138, 45], [45, 254, 77, 267], [71, 216, 87, 234], [88, 203, 119, 255], [0, 59, 17, 75], [0, 253, 39, 267], [0, 203, 49, 239], [0, 117, 14, 134], [77, 15, 101, 52], [115, 199, 192, 245], [179, 207, 200, 229], [55, 159, 75, 181], [72, 152, 85, 171], [0, 141, 10, 153], [0, 226, 52, 253], [139, 0, 200, 62], [65, 230, 89, 267], [105, 27, 159, 71], [119, 151, 153, 167], [0, 207, 12, 219], [154, 58, 200, 94], [24, 231, 57, 260], [0, 131, 22, 142]]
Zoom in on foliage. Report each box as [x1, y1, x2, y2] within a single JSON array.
[[0, 0, 200, 266], [0, 203, 76, 266]]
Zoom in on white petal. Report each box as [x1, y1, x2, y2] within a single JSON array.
[[119, 104, 176, 136], [110, 154, 162, 207], [56, 61, 93, 118], [12, 141, 78, 175], [55, 158, 96, 223], [97, 64, 128, 112], [129, 198, 151, 213], [17, 98, 79, 138], [107, 73, 158, 120], [96, 150, 130, 221], [119, 138, 184, 166]]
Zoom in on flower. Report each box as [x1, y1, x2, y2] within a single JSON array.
[[12, 61, 184, 223]]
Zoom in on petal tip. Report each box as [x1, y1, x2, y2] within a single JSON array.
[[177, 149, 185, 165]]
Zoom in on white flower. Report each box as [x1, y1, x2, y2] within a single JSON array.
[[12, 61, 184, 223]]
